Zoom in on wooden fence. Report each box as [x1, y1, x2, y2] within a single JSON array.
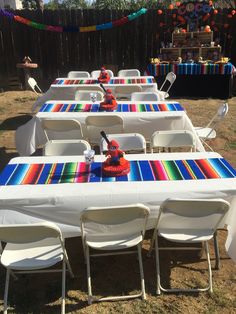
[[0, 9, 236, 89]]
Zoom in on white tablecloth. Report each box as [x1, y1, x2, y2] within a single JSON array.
[[16, 101, 204, 156], [32, 76, 158, 111], [0, 152, 236, 262]]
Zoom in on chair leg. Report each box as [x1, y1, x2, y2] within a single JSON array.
[[86, 246, 93, 305], [204, 241, 213, 293], [213, 231, 220, 270], [154, 234, 161, 295], [61, 260, 66, 314], [137, 243, 146, 300], [4, 269, 10, 314]]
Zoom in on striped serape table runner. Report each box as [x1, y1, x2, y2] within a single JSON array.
[[52, 77, 155, 85], [0, 158, 235, 185], [39, 102, 184, 113], [146, 63, 235, 76]]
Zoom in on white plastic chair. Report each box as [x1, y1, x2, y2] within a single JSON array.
[[91, 69, 114, 79], [74, 90, 104, 101], [158, 72, 176, 99], [80, 203, 150, 304], [114, 85, 142, 100], [67, 71, 90, 78], [194, 102, 229, 140], [85, 115, 124, 144], [150, 130, 196, 153], [27, 77, 43, 95], [100, 133, 146, 154], [43, 139, 91, 156], [117, 69, 141, 77], [131, 92, 161, 101], [149, 198, 230, 294], [0, 221, 74, 314], [41, 119, 83, 141]]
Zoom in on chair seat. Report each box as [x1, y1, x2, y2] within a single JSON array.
[[86, 234, 143, 250], [195, 127, 216, 139], [1, 238, 63, 270], [157, 91, 169, 99], [159, 229, 214, 242]]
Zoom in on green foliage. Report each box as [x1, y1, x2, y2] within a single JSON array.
[[21, 0, 37, 9]]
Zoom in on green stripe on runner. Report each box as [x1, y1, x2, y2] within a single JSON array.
[[60, 162, 78, 183], [162, 160, 183, 180]]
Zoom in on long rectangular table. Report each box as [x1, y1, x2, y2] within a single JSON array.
[[0, 152, 236, 261], [32, 76, 158, 111], [146, 63, 236, 99], [15, 100, 205, 156]]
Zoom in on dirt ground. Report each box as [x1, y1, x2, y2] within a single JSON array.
[[0, 91, 236, 314]]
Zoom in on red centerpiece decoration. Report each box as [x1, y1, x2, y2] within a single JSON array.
[[101, 131, 130, 177], [97, 66, 110, 83], [100, 88, 117, 111]]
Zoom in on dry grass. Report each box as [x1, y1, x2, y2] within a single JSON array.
[[0, 91, 236, 313]]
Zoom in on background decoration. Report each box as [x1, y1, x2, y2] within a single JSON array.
[[0, 8, 147, 33]]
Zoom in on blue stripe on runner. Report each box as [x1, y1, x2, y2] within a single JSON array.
[[7, 164, 30, 185], [39, 104, 47, 112], [208, 158, 235, 178], [68, 104, 76, 112], [89, 162, 102, 182], [91, 104, 99, 112], [50, 163, 64, 184], [138, 160, 155, 181], [218, 158, 236, 176], [185, 160, 206, 179], [37, 164, 53, 184], [174, 103, 184, 111], [0, 164, 18, 185], [175, 160, 193, 180], [60, 104, 68, 112], [122, 104, 129, 112], [128, 161, 142, 181], [153, 104, 159, 111], [146, 104, 152, 112]]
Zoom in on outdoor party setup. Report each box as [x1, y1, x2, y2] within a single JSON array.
[[0, 0, 236, 312]]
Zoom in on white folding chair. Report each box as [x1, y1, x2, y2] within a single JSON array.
[[67, 71, 90, 78], [91, 69, 114, 79], [131, 92, 161, 101], [158, 72, 176, 99], [194, 102, 229, 140], [149, 198, 230, 294], [100, 133, 146, 154], [114, 85, 142, 100], [85, 115, 124, 144], [41, 119, 83, 141], [80, 204, 150, 304], [43, 139, 91, 156], [150, 130, 196, 153], [0, 221, 74, 314], [117, 69, 141, 77], [27, 77, 43, 95], [74, 90, 104, 101]]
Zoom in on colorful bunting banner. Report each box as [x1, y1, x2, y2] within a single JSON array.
[[0, 8, 147, 33]]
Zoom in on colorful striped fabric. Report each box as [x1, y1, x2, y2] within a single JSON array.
[[52, 77, 155, 85], [39, 102, 184, 113], [0, 158, 235, 186], [146, 63, 235, 76]]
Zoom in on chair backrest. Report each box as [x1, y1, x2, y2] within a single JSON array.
[[0, 221, 62, 244], [156, 198, 230, 233], [117, 69, 141, 77], [74, 90, 104, 101], [43, 139, 91, 156], [206, 102, 229, 129], [67, 71, 90, 78], [150, 130, 196, 153], [160, 72, 176, 93], [28, 77, 43, 94], [114, 85, 142, 99], [41, 119, 83, 141], [131, 92, 161, 101], [81, 204, 150, 240], [86, 115, 124, 143], [91, 69, 114, 78], [100, 133, 146, 154]]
